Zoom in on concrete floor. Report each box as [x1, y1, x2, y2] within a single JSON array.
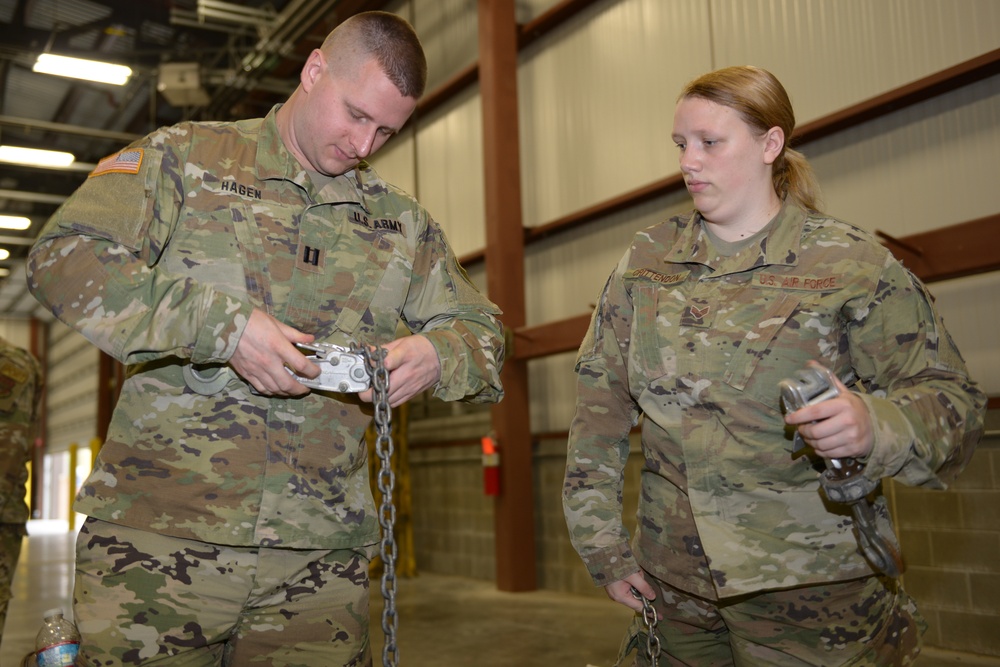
[[3, 526, 998, 667], [368, 570, 631, 667]]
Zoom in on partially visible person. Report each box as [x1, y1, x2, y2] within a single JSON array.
[[563, 65, 985, 666], [0, 336, 43, 642], [27, 11, 504, 667]]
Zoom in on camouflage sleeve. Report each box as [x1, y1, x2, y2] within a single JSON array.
[[26, 135, 252, 366], [401, 215, 504, 404], [0, 347, 43, 523], [848, 256, 986, 488], [563, 256, 642, 586]]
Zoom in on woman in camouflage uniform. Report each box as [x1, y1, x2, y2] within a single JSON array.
[[563, 66, 985, 666]]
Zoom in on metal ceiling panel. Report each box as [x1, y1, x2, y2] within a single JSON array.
[[3, 66, 71, 120], [0, 1, 16, 23], [24, 0, 111, 31]]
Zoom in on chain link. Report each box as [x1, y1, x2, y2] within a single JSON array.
[[357, 345, 667, 667], [630, 587, 661, 666], [357, 344, 398, 667]]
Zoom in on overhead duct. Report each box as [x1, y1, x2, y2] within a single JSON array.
[[196, 0, 278, 30], [0, 189, 69, 205], [157, 63, 212, 107], [0, 116, 140, 143], [199, 0, 341, 119]]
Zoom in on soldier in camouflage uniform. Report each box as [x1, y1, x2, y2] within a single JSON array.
[[0, 336, 43, 643], [563, 66, 985, 666], [27, 12, 504, 667]]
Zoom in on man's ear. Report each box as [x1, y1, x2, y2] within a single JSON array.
[[301, 49, 325, 92], [763, 126, 785, 165]]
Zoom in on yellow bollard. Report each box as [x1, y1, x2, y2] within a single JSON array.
[[68, 443, 78, 531]]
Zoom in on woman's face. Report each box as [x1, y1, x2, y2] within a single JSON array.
[[672, 96, 779, 229]]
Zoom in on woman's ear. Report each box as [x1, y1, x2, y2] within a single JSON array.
[[763, 126, 785, 165]]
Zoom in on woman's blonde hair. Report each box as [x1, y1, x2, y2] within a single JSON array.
[[680, 66, 822, 212]]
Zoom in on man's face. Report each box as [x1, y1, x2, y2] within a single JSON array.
[[294, 52, 417, 176]]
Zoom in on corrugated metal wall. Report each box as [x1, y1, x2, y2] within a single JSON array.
[[413, 89, 486, 254], [0, 319, 32, 350], [711, 0, 1000, 121]]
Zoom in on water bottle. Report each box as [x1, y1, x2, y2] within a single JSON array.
[[34, 608, 80, 667]]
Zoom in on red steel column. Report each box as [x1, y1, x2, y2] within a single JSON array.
[[478, 0, 536, 591]]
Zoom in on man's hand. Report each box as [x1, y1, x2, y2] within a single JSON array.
[[784, 365, 874, 460], [605, 571, 658, 615], [229, 309, 319, 396], [359, 335, 441, 407]]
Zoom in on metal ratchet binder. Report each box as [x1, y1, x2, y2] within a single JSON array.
[[779, 364, 903, 578], [286, 342, 371, 393]]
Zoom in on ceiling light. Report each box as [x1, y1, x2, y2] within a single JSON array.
[[0, 215, 31, 230], [33, 53, 132, 86], [0, 249, 10, 261], [0, 145, 75, 168], [0, 268, 9, 277]]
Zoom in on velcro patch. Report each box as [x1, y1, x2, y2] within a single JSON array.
[[89, 148, 143, 177], [0, 359, 27, 399], [626, 268, 689, 285], [680, 298, 712, 328], [755, 272, 840, 291]]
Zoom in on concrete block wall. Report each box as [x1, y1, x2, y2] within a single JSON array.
[[891, 411, 1000, 657], [408, 429, 644, 601], [406, 398, 496, 580], [409, 442, 497, 581]]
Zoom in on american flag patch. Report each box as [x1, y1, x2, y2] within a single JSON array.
[[89, 148, 143, 177]]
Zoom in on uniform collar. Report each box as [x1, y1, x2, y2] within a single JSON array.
[[253, 104, 373, 211], [764, 201, 808, 268], [666, 201, 807, 272]]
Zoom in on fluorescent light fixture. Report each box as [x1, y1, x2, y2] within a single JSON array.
[[0, 145, 75, 168], [0, 249, 9, 261], [33, 53, 132, 85], [0, 215, 31, 230]]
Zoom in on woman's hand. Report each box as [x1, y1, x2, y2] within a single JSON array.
[[784, 363, 874, 459]]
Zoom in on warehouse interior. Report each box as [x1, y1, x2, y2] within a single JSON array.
[[0, 0, 998, 665]]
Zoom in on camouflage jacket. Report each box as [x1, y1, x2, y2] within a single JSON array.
[[563, 203, 985, 599], [0, 338, 43, 524], [28, 107, 504, 549]]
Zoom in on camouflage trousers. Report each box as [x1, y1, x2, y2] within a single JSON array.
[[74, 517, 376, 667], [616, 570, 925, 666], [0, 523, 27, 641]]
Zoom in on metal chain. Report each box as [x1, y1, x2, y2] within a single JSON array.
[[631, 587, 661, 666], [358, 344, 398, 667]]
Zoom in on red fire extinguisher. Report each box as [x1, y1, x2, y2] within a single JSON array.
[[481, 432, 500, 496]]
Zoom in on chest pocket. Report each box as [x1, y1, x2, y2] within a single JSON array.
[[628, 282, 679, 388], [291, 204, 406, 344], [331, 232, 397, 336], [722, 292, 801, 394]]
